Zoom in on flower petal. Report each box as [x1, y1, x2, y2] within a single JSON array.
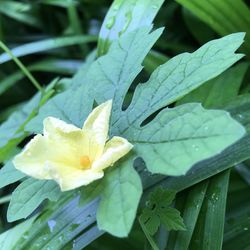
[[83, 100, 112, 146], [92, 136, 133, 171], [46, 162, 104, 191], [43, 117, 91, 165], [43, 116, 82, 138], [13, 134, 52, 179]]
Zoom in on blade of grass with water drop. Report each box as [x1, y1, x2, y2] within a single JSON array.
[[189, 170, 230, 250], [166, 181, 208, 250]]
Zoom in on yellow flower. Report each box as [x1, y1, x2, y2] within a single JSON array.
[[13, 100, 133, 191]]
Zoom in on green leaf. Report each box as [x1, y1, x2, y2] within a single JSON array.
[[0, 1, 41, 28], [0, 93, 41, 162], [131, 103, 245, 175], [26, 52, 96, 134], [224, 171, 250, 250], [41, 0, 78, 8], [176, 0, 250, 54], [115, 33, 244, 127], [143, 50, 169, 74], [97, 157, 142, 237], [13, 193, 99, 250], [89, 26, 163, 111], [0, 35, 97, 64], [0, 161, 25, 189], [166, 181, 208, 250], [7, 178, 61, 222], [177, 63, 248, 108], [161, 207, 186, 231], [79, 179, 104, 206], [0, 79, 57, 162], [140, 208, 161, 236], [98, 0, 164, 55], [140, 187, 185, 236], [189, 170, 230, 250], [0, 215, 38, 250], [26, 83, 93, 134]]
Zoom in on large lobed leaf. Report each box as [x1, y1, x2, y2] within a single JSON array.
[[7, 178, 61, 222], [129, 103, 245, 175]]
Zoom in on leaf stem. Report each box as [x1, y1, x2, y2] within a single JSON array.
[[0, 194, 12, 205], [139, 217, 160, 250], [0, 41, 44, 93]]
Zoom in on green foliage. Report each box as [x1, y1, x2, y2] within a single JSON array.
[[0, 161, 25, 189], [189, 171, 230, 250], [140, 187, 186, 235], [176, 0, 250, 54], [0, 216, 38, 250], [7, 178, 61, 222], [0, 0, 249, 249], [97, 157, 142, 237]]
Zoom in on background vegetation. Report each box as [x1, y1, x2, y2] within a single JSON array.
[[0, 0, 250, 249]]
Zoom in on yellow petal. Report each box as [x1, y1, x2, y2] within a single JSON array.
[[83, 100, 112, 146], [43, 117, 90, 166], [46, 162, 104, 191], [92, 136, 133, 171], [13, 134, 52, 179], [43, 116, 82, 138]]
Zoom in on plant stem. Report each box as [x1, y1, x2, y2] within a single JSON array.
[[0, 194, 11, 205], [139, 217, 160, 250], [0, 41, 44, 93]]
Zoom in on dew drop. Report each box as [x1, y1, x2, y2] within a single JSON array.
[[204, 126, 209, 131], [106, 16, 115, 29], [119, 12, 132, 36], [47, 219, 57, 232], [244, 227, 248, 231], [152, 4, 159, 9]]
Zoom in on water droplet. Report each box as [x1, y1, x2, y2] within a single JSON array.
[[192, 144, 199, 151], [113, 2, 122, 11], [47, 219, 57, 232], [244, 227, 248, 231], [204, 126, 208, 131], [119, 12, 132, 36], [106, 16, 115, 29], [72, 239, 77, 248], [58, 235, 64, 242]]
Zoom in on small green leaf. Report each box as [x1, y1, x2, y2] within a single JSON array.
[[97, 157, 142, 237], [0, 161, 25, 189], [140, 208, 160, 236], [160, 207, 186, 231], [140, 187, 185, 236], [7, 178, 61, 222]]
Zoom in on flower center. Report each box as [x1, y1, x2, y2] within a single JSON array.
[[80, 155, 91, 169]]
